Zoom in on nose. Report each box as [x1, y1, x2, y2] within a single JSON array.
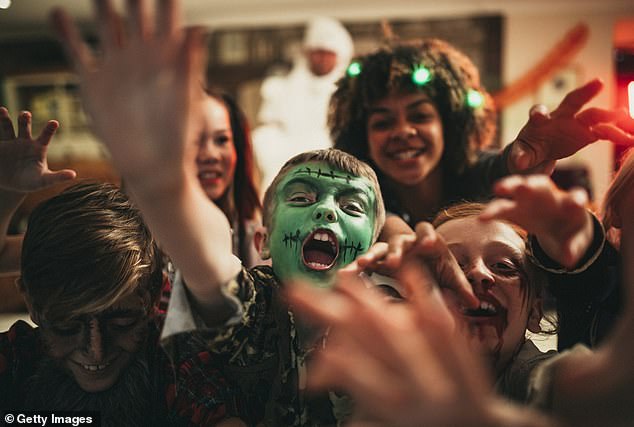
[[313, 201, 338, 223], [392, 117, 417, 140], [197, 138, 220, 164], [85, 318, 105, 362], [465, 259, 494, 292]]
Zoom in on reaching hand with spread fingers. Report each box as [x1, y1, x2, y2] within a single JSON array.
[[480, 174, 594, 269], [508, 79, 634, 175], [50, 0, 240, 306], [287, 260, 554, 427], [0, 107, 76, 193], [50, 0, 206, 191]]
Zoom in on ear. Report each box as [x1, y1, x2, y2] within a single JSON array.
[[527, 297, 543, 333], [16, 277, 40, 325], [254, 226, 271, 260]]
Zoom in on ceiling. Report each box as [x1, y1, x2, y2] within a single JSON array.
[[0, 0, 631, 41]]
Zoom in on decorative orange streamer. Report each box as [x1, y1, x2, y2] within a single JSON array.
[[492, 23, 589, 110]]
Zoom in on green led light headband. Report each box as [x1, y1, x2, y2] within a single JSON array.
[[347, 61, 362, 77], [466, 89, 484, 108], [411, 65, 431, 86]]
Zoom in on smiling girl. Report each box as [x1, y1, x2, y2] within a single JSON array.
[[330, 38, 633, 230], [197, 89, 262, 266]]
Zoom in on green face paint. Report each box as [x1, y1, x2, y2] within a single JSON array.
[[267, 162, 377, 287]]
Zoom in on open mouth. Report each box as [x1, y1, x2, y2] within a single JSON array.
[[72, 354, 119, 374], [198, 171, 222, 180], [302, 229, 339, 271], [462, 294, 506, 319], [386, 146, 426, 161], [80, 363, 109, 372]]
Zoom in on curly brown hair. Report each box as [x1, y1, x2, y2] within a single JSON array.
[[330, 38, 497, 178]]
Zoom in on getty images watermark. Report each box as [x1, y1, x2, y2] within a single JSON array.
[[2, 412, 100, 426]]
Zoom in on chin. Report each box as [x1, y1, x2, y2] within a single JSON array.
[[203, 188, 224, 202]]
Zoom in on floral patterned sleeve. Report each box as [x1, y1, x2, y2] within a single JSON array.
[[161, 265, 282, 366]]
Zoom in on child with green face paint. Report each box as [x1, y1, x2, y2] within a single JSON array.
[[159, 149, 386, 425], [259, 150, 385, 287]]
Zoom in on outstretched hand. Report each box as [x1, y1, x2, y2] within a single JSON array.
[[0, 107, 76, 193], [344, 223, 478, 309], [287, 262, 552, 427], [481, 175, 593, 269], [508, 79, 634, 174], [50, 0, 207, 190]]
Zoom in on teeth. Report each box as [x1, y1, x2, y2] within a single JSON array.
[[313, 232, 335, 246], [82, 364, 108, 372], [479, 301, 496, 313], [307, 261, 330, 269], [200, 172, 221, 179], [392, 149, 421, 160]]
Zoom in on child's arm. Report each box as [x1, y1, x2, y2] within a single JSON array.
[[506, 79, 634, 175], [0, 108, 76, 275], [50, 1, 241, 320], [480, 175, 594, 269]]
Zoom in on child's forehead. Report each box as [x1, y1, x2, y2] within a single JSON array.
[[278, 162, 374, 193]]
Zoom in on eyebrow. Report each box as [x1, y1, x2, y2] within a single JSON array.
[[338, 186, 372, 205], [368, 99, 434, 115], [446, 240, 524, 260], [283, 177, 319, 191]]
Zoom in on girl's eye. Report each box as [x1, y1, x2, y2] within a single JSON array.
[[215, 135, 231, 145], [410, 113, 433, 123], [491, 261, 519, 275], [369, 118, 393, 131]]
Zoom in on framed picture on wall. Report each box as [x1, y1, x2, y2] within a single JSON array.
[[3, 72, 105, 160]]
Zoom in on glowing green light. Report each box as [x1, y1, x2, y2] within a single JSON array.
[[347, 61, 362, 77], [412, 66, 431, 86], [467, 90, 484, 108]]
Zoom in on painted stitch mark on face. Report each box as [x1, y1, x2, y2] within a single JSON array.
[[283, 229, 302, 250], [294, 167, 353, 184], [341, 239, 365, 262]]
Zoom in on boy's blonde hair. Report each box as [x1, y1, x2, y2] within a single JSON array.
[[20, 181, 162, 322]]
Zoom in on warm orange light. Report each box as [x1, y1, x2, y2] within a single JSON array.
[[629, 81, 634, 119]]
